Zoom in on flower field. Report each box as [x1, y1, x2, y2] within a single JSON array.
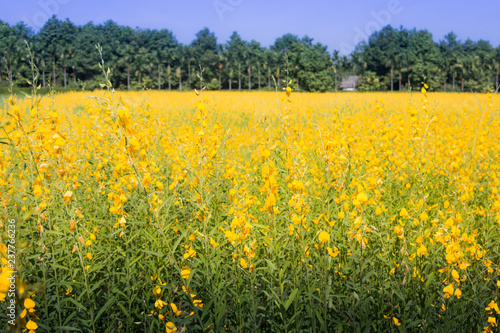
[[1, 87, 500, 332]]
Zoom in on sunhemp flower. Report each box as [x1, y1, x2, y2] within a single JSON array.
[[166, 321, 177, 333], [356, 192, 368, 204], [152, 286, 163, 298], [26, 320, 38, 331], [171, 303, 181, 316], [155, 299, 167, 310], [327, 247, 340, 257], [318, 231, 330, 243], [24, 298, 36, 309], [240, 258, 248, 269], [443, 284, 454, 298], [63, 191, 73, 204], [400, 208, 409, 218], [181, 267, 191, 280]]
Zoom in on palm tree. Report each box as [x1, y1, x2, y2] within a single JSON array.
[[217, 45, 227, 89], [452, 62, 463, 91], [495, 61, 499, 90], [238, 63, 242, 90], [35, 50, 47, 87], [119, 44, 134, 90], [228, 67, 233, 90], [166, 65, 172, 90], [61, 43, 75, 88], [332, 50, 340, 90], [47, 43, 58, 87], [261, 57, 270, 89], [495, 48, 500, 90], [176, 66, 182, 90], [384, 54, 397, 91], [352, 52, 367, 86]]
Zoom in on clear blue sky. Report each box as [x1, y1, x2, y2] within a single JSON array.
[[2, 0, 499, 54]]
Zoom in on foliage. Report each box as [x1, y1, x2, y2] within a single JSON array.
[[3, 17, 499, 92]]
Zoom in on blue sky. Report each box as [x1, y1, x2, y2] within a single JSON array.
[[2, 0, 499, 54]]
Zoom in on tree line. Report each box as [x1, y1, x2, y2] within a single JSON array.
[[1, 17, 499, 92]]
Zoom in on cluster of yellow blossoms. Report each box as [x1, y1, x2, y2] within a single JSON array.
[[1, 86, 499, 330]]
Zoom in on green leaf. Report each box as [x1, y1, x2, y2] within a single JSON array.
[[67, 297, 87, 311], [362, 270, 376, 283], [94, 295, 117, 322], [284, 288, 298, 311], [265, 259, 277, 271], [54, 326, 81, 331]]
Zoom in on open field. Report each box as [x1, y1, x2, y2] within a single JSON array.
[[1, 90, 500, 332]]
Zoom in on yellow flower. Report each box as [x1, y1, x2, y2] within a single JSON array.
[[63, 191, 73, 204], [451, 269, 459, 283], [416, 245, 427, 257], [240, 258, 248, 269], [486, 300, 500, 314], [183, 249, 196, 259], [196, 102, 206, 112], [171, 303, 181, 316], [26, 320, 38, 330], [181, 267, 191, 280], [443, 284, 454, 298], [0, 268, 13, 293], [166, 321, 177, 333], [327, 247, 340, 258], [153, 286, 163, 298], [393, 317, 401, 326], [24, 298, 36, 309], [420, 212, 428, 221], [318, 231, 330, 243], [210, 237, 219, 247], [399, 208, 409, 218], [86, 252, 93, 260], [54, 136, 66, 148], [356, 192, 368, 204], [70, 220, 77, 232], [75, 209, 83, 218], [155, 299, 167, 309], [454, 288, 462, 299]]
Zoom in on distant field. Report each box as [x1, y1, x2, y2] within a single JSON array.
[[1, 91, 499, 332]]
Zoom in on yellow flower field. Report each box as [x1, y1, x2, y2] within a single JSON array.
[[1, 88, 500, 332]]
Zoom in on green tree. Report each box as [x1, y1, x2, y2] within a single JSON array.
[[226, 32, 246, 90]]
